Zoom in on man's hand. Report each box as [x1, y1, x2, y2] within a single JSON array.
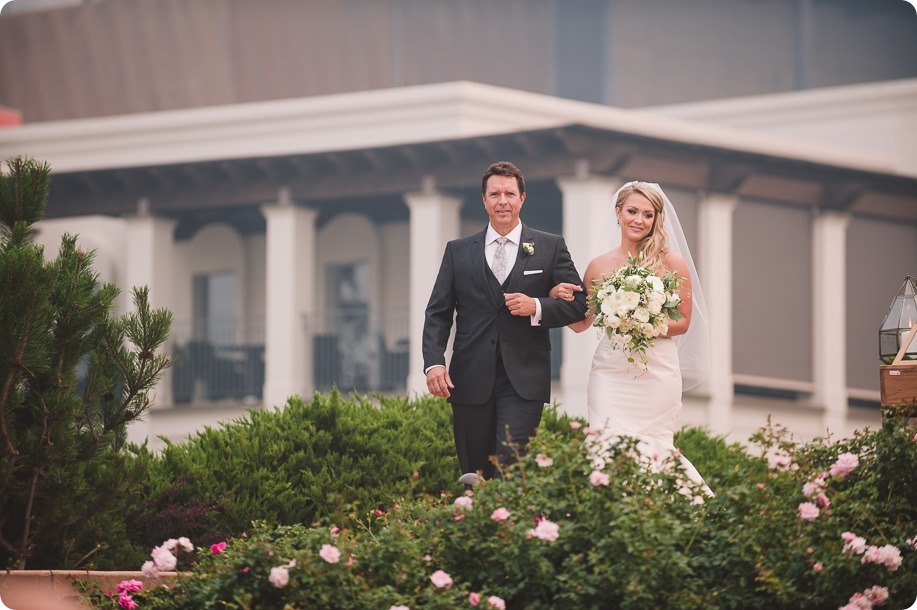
[[504, 293, 537, 316], [426, 366, 454, 398]]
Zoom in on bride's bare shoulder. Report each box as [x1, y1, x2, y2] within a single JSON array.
[[586, 250, 625, 278], [662, 249, 688, 273]]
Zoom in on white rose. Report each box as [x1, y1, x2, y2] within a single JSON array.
[[643, 322, 657, 336], [601, 298, 617, 316], [647, 276, 664, 292], [605, 315, 621, 329], [625, 275, 643, 289], [633, 307, 650, 323], [647, 298, 663, 315]]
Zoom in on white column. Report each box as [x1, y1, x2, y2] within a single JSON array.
[[261, 196, 318, 410], [123, 212, 176, 444], [698, 193, 737, 435], [404, 186, 461, 397], [555, 172, 621, 418], [812, 210, 850, 433]]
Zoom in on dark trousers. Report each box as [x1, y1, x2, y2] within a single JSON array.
[[451, 347, 544, 479]]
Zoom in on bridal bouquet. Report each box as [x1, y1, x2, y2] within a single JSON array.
[[589, 254, 685, 363]]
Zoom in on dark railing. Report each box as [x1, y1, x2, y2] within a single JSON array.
[[170, 318, 265, 405], [306, 307, 410, 394], [170, 310, 556, 404], [170, 309, 411, 404]]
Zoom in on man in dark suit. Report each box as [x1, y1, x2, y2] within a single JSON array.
[[423, 161, 587, 481]]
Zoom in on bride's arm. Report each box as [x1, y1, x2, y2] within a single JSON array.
[[660, 251, 693, 337], [562, 260, 601, 333]]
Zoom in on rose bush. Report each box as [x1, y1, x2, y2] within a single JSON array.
[[80, 415, 915, 609]]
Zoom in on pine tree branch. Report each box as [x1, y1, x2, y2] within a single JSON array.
[[15, 467, 41, 569], [0, 368, 19, 457]]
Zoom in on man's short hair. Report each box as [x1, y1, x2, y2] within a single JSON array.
[[482, 161, 525, 195]]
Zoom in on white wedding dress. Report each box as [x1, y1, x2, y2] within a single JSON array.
[[587, 335, 713, 497]]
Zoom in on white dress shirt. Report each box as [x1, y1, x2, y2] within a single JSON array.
[[486, 223, 542, 326]]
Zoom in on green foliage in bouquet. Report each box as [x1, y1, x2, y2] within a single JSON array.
[[80, 418, 916, 610]]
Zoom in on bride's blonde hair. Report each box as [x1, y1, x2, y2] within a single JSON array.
[[614, 181, 670, 271]]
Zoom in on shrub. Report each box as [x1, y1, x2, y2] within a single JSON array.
[[80, 417, 916, 609], [121, 391, 462, 557]]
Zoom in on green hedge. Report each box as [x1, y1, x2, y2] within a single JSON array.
[[119, 391, 464, 565]]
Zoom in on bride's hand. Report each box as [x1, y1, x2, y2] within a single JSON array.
[[550, 282, 582, 301]]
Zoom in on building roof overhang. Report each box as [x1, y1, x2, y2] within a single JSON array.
[[1, 81, 914, 223]]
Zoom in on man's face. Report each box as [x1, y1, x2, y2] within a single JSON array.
[[483, 174, 525, 235]]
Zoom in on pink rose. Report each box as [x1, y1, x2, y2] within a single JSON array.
[[116, 580, 143, 594], [589, 470, 610, 487], [861, 544, 902, 571], [768, 454, 791, 469], [756, 483, 764, 489], [330, 526, 340, 536], [320, 544, 341, 564], [829, 452, 859, 478], [843, 535, 867, 555], [839, 592, 872, 610], [430, 569, 453, 589], [812, 562, 823, 571], [491, 507, 511, 522], [802, 477, 825, 497], [569, 421, 582, 429], [151, 546, 177, 571], [487, 595, 506, 610], [535, 453, 554, 467], [797, 502, 819, 521], [118, 592, 138, 610], [528, 518, 560, 542], [469, 592, 481, 606], [865, 585, 889, 604], [141, 560, 158, 579], [176, 536, 194, 552], [211, 541, 227, 554], [815, 492, 830, 508], [269, 566, 290, 588], [454, 496, 473, 510]]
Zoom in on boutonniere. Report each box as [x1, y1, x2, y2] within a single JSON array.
[[522, 241, 535, 257]]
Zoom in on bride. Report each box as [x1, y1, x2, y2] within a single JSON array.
[[551, 181, 712, 496]]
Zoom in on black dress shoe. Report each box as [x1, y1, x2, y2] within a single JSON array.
[[458, 472, 483, 485]]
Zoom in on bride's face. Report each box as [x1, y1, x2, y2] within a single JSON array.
[[617, 192, 656, 241]]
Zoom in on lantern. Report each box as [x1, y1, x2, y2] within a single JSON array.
[[879, 275, 917, 364], [879, 275, 917, 416]]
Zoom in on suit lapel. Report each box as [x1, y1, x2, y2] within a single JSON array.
[[504, 224, 534, 293]]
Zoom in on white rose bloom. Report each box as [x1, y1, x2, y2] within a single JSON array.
[[643, 322, 657, 336], [605, 315, 621, 329], [601, 298, 617, 316], [648, 276, 664, 292], [625, 275, 643, 289], [624, 291, 641, 309], [633, 307, 650, 323], [647, 298, 663, 315]]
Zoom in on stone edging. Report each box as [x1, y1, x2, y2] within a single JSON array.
[[0, 570, 177, 609]]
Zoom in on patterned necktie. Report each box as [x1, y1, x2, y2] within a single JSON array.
[[493, 236, 509, 284]]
